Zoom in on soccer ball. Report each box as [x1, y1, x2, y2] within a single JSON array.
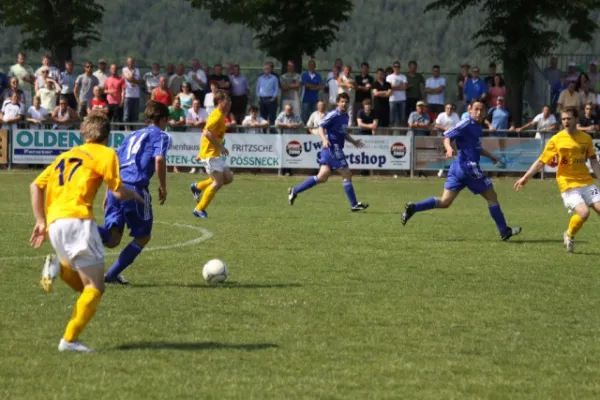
[[202, 259, 228, 283]]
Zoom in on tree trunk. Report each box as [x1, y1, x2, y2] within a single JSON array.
[[502, 54, 527, 126], [51, 45, 73, 71]]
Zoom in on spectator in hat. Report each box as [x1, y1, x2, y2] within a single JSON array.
[[408, 100, 431, 136], [487, 96, 515, 137], [566, 61, 579, 83], [93, 59, 108, 88]]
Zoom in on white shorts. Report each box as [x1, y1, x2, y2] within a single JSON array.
[[561, 185, 600, 211], [48, 219, 105, 269], [203, 157, 229, 174]]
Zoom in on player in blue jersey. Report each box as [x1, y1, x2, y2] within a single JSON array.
[[401, 99, 521, 240], [288, 92, 369, 211], [97, 101, 171, 284]]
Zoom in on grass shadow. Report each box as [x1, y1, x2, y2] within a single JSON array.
[[114, 341, 278, 351], [129, 282, 302, 289], [508, 239, 587, 244]]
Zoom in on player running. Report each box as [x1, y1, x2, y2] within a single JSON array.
[[515, 107, 600, 252], [401, 99, 521, 240], [97, 100, 171, 284], [32, 113, 143, 352], [288, 92, 369, 211], [190, 90, 233, 218]]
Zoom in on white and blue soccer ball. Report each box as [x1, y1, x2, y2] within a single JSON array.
[[202, 259, 228, 283]]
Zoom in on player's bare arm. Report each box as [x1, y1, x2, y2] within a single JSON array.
[[29, 182, 46, 248], [344, 132, 363, 148], [318, 126, 330, 148], [589, 157, 600, 180], [480, 148, 500, 164], [155, 155, 167, 205], [443, 137, 454, 158], [112, 185, 145, 204], [514, 160, 545, 191], [202, 129, 228, 156]]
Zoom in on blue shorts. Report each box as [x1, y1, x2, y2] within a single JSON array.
[[104, 184, 153, 238], [319, 148, 349, 170], [444, 162, 493, 195]]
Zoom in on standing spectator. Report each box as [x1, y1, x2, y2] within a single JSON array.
[[579, 75, 595, 111], [256, 62, 280, 127], [577, 103, 598, 132], [456, 63, 470, 114], [168, 64, 186, 98], [229, 64, 250, 124], [516, 105, 558, 138], [73, 61, 99, 119], [87, 86, 109, 116], [93, 59, 108, 89], [354, 62, 374, 124], [588, 61, 600, 90], [188, 59, 207, 105], [543, 55, 562, 86], [306, 101, 326, 134], [151, 76, 172, 107], [167, 98, 186, 132], [204, 82, 217, 114], [276, 103, 302, 134], [225, 63, 234, 77], [35, 55, 60, 84], [35, 66, 52, 92], [5, 77, 25, 104], [166, 63, 175, 79], [280, 60, 302, 123], [357, 99, 378, 135], [59, 60, 77, 109], [425, 65, 446, 115], [327, 59, 343, 81], [407, 101, 431, 136], [0, 69, 8, 100], [551, 73, 568, 111], [1, 92, 24, 130], [487, 96, 515, 136], [185, 99, 209, 132], [8, 53, 35, 107], [327, 66, 340, 110], [143, 63, 163, 95], [406, 61, 425, 116], [463, 66, 488, 104], [488, 75, 506, 107], [434, 103, 460, 177], [301, 59, 323, 123], [386, 61, 408, 127], [337, 65, 356, 125], [37, 78, 61, 111], [122, 57, 142, 124], [484, 62, 502, 87], [104, 63, 125, 123], [27, 96, 49, 129], [372, 68, 392, 129], [242, 105, 269, 133], [51, 95, 79, 129], [557, 80, 580, 113], [209, 64, 231, 91], [566, 61, 579, 83], [176, 82, 195, 111]]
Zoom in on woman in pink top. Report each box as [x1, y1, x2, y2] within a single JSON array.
[[489, 74, 505, 107]]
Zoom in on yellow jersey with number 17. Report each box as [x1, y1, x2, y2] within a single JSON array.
[[199, 107, 226, 159], [33, 143, 122, 226], [538, 130, 595, 193]]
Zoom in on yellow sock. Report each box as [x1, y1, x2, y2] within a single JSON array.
[[195, 185, 217, 211], [567, 214, 585, 238], [60, 264, 84, 292], [196, 178, 213, 191], [63, 287, 102, 342]]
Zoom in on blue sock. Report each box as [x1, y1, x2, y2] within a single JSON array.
[[413, 197, 439, 212], [488, 204, 508, 235], [294, 176, 318, 194], [343, 181, 358, 207], [105, 241, 143, 280], [97, 225, 111, 245]]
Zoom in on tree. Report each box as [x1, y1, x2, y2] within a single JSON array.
[[187, 0, 353, 73], [0, 0, 104, 68], [425, 0, 600, 123]]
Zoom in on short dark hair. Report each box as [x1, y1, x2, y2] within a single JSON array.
[[563, 107, 579, 119], [336, 92, 350, 102], [361, 62, 369, 68], [408, 60, 417, 66], [432, 65, 440, 70], [489, 62, 497, 68], [362, 98, 372, 106], [249, 105, 258, 113], [144, 100, 170, 125], [376, 68, 385, 73]]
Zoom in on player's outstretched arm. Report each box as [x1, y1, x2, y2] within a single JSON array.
[[589, 158, 600, 180], [344, 132, 364, 148], [480, 147, 500, 164], [29, 182, 46, 248], [442, 137, 454, 158], [112, 185, 145, 204], [514, 160, 544, 191], [155, 155, 167, 205]]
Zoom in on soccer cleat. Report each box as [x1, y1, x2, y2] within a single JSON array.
[[40, 255, 60, 293], [58, 339, 95, 353], [351, 202, 369, 212], [105, 274, 129, 285], [193, 210, 208, 219], [501, 226, 522, 241], [563, 231, 575, 253], [190, 183, 202, 203], [401, 202, 415, 226], [189, 168, 197, 174], [288, 187, 297, 205], [437, 169, 445, 178]]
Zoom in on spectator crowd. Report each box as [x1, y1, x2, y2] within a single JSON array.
[[1, 52, 599, 138]]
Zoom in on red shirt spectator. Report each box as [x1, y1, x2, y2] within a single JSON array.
[[90, 98, 108, 110], [104, 74, 124, 105], [152, 87, 172, 107]]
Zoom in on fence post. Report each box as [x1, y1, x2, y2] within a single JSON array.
[[7, 127, 12, 171], [278, 131, 283, 176], [540, 132, 546, 180], [409, 128, 415, 178]]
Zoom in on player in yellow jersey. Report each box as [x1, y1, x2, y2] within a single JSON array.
[[190, 90, 234, 218], [30, 113, 143, 352], [515, 107, 600, 252]]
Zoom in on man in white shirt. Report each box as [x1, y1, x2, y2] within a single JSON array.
[[8, 53, 35, 108], [122, 57, 142, 124], [280, 60, 301, 122], [143, 63, 163, 96], [306, 101, 326, 134], [93, 59, 108, 89], [185, 99, 209, 132], [433, 103, 460, 177], [242, 105, 269, 134], [27, 96, 49, 129], [337, 65, 356, 126], [425, 65, 446, 115], [187, 59, 207, 105], [386, 61, 408, 127], [1, 92, 24, 129], [327, 66, 340, 110], [516, 105, 558, 139]]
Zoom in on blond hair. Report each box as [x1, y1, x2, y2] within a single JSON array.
[[81, 113, 110, 143], [213, 89, 230, 107]]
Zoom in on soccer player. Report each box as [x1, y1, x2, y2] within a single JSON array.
[[515, 107, 600, 252], [401, 99, 521, 240], [287, 92, 369, 211], [98, 100, 171, 284], [31, 113, 143, 352], [190, 90, 233, 218]]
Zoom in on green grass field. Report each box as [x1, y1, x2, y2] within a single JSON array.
[[2, 172, 600, 399]]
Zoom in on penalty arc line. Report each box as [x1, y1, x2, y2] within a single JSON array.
[[0, 221, 213, 262]]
